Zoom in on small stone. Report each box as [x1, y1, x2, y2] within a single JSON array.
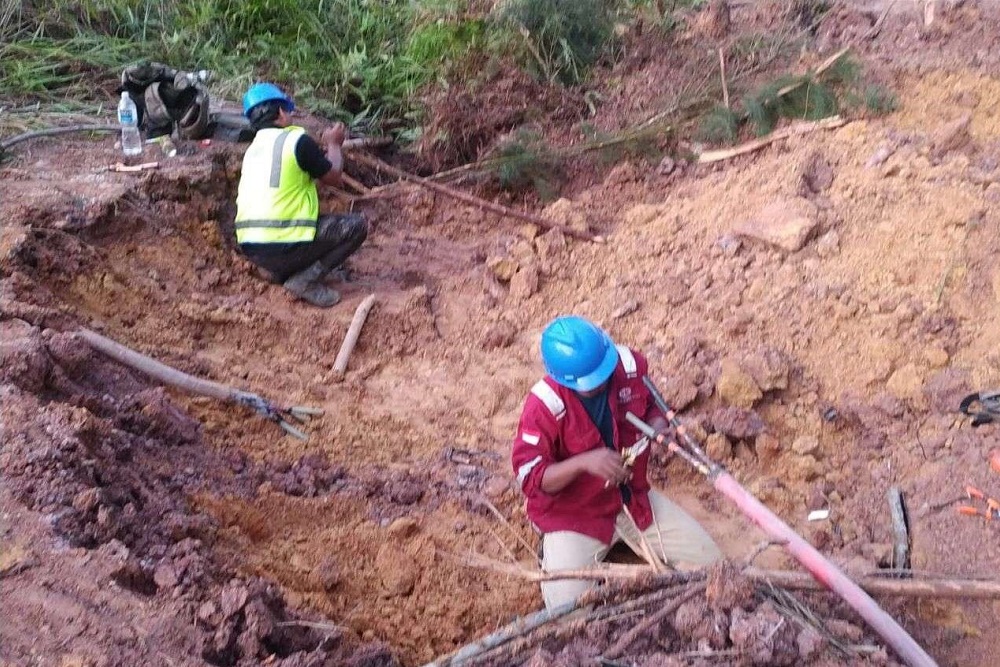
[[815, 229, 840, 257], [153, 563, 179, 590], [656, 155, 676, 175], [791, 435, 821, 457], [736, 197, 819, 253], [704, 433, 732, 461], [508, 264, 539, 302], [486, 256, 518, 282], [220, 583, 250, 619], [711, 406, 764, 439], [659, 375, 699, 411], [865, 144, 895, 168], [480, 321, 516, 350], [791, 454, 821, 481], [483, 475, 510, 500], [197, 600, 218, 624], [717, 234, 742, 256], [72, 488, 101, 513], [930, 112, 973, 158], [315, 557, 342, 591], [387, 517, 419, 539], [535, 228, 567, 261], [715, 358, 762, 408], [924, 345, 949, 368], [799, 151, 834, 194], [611, 299, 640, 320], [741, 348, 789, 392], [886, 363, 924, 401]]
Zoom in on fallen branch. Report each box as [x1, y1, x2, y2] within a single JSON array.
[[719, 47, 730, 109], [464, 550, 1000, 599], [340, 172, 370, 195], [76, 328, 321, 439], [887, 487, 911, 571], [422, 600, 580, 667], [351, 151, 603, 243], [0, 124, 118, 152], [775, 46, 851, 97], [697, 115, 846, 163], [603, 583, 706, 659], [332, 294, 377, 380], [745, 568, 1000, 599]]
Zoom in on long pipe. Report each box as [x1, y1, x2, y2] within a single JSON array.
[[712, 472, 936, 667], [626, 411, 937, 667]]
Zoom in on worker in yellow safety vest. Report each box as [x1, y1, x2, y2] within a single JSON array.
[[235, 82, 367, 307]]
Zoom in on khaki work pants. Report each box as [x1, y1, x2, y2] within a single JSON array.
[[540, 490, 722, 610]]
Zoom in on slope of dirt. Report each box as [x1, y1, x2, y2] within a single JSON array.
[[4, 2, 1000, 666]]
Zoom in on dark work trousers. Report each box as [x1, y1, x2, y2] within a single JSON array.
[[240, 213, 368, 284]]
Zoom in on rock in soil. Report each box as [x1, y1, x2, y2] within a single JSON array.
[[729, 601, 799, 665], [716, 358, 763, 408], [736, 198, 819, 253]]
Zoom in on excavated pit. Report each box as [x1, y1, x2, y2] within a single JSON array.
[[6, 4, 1000, 665]]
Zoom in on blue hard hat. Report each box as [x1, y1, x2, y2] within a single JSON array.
[[242, 82, 295, 118], [541, 316, 619, 392]]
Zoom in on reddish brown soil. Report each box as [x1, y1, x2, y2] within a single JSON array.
[[4, 2, 1000, 666]]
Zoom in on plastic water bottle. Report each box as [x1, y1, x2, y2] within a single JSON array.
[[117, 91, 142, 156]]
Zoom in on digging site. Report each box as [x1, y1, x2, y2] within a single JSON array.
[[5, 2, 1000, 666]]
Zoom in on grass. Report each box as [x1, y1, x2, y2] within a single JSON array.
[[0, 0, 493, 131]]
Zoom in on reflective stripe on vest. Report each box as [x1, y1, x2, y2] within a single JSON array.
[[616, 345, 638, 378], [531, 380, 566, 420], [235, 126, 319, 244]]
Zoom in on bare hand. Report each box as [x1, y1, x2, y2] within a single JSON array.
[[577, 449, 629, 486], [321, 122, 346, 147]]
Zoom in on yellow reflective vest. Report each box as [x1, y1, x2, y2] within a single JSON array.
[[235, 126, 319, 244]]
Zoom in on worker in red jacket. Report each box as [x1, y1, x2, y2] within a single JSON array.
[[512, 316, 721, 609]]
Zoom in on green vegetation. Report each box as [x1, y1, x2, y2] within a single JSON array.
[[0, 0, 491, 126], [695, 55, 897, 145], [497, 0, 617, 85]]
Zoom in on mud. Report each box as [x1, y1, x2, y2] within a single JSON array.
[[4, 2, 1000, 666]]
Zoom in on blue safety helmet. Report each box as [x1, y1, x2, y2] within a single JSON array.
[[540, 316, 619, 392], [242, 82, 295, 118]]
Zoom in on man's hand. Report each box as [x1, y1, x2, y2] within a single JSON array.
[[321, 122, 346, 147], [576, 449, 630, 486]]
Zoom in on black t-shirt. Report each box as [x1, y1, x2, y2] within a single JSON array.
[[293, 133, 333, 179]]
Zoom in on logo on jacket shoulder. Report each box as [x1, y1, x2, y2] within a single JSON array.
[[618, 387, 633, 403]]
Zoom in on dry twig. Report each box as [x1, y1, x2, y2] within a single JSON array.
[[351, 152, 602, 243], [697, 115, 846, 163]]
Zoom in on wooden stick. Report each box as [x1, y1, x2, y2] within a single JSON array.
[[887, 487, 911, 570], [744, 568, 1000, 599], [332, 293, 377, 379], [463, 551, 1000, 599], [351, 151, 603, 243], [422, 600, 580, 667], [340, 172, 370, 194], [603, 583, 706, 659], [719, 47, 730, 109], [697, 115, 846, 164], [0, 124, 118, 152], [775, 46, 851, 97]]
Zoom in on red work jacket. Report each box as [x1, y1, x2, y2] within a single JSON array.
[[511, 346, 664, 544]]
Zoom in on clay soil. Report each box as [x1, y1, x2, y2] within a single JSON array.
[[4, 2, 1000, 666]]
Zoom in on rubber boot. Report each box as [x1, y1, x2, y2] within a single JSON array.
[[283, 261, 341, 308]]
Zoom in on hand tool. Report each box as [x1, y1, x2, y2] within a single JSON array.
[[956, 485, 1000, 522], [622, 377, 938, 667]]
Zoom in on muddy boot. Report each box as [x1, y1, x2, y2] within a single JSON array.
[[283, 262, 341, 308]]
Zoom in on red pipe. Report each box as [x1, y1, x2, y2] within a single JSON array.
[[712, 472, 938, 667]]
